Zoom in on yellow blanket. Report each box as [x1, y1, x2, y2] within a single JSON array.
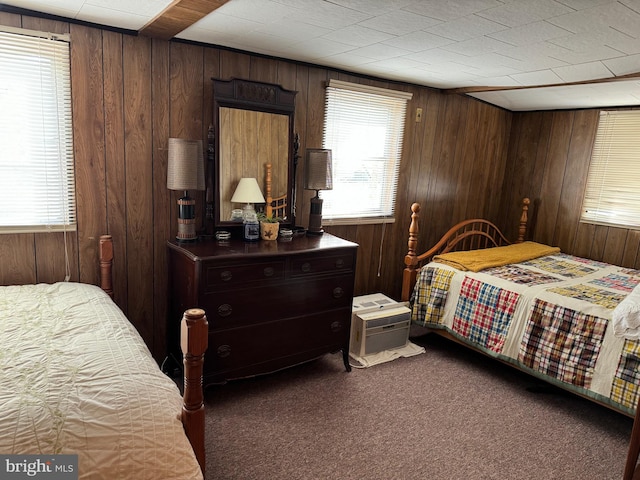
[[433, 241, 561, 272]]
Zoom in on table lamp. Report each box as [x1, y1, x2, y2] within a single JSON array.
[[304, 148, 333, 235], [167, 138, 205, 242], [230, 178, 265, 219]]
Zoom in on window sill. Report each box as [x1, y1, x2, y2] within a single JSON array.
[[323, 217, 396, 226]]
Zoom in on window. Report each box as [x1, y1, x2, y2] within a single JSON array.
[[0, 26, 76, 233], [321, 79, 412, 225], [581, 110, 640, 229]]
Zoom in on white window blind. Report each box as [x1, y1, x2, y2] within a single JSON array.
[[0, 26, 76, 233], [321, 79, 411, 224], [581, 110, 640, 229]]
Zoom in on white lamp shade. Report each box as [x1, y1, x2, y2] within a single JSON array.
[[305, 149, 333, 190], [167, 138, 205, 191], [230, 178, 265, 203]]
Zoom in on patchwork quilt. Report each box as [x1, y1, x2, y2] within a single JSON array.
[[412, 252, 640, 415]]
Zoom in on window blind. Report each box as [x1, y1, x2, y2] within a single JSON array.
[[0, 26, 76, 233], [581, 110, 640, 229], [321, 79, 411, 224]]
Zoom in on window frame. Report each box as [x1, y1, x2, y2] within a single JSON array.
[[320, 79, 412, 226], [580, 109, 640, 230], [0, 25, 76, 234]]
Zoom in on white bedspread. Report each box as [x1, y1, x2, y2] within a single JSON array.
[[0, 282, 203, 480]]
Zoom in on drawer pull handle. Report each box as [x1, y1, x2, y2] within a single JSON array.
[[220, 270, 233, 282], [217, 304, 233, 317], [263, 267, 275, 277], [335, 259, 344, 268], [330, 321, 343, 333], [217, 345, 231, 358], [333, 287, 344, 298], [301, 262, 311, 273]]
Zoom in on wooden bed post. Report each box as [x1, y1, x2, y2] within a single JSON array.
[[99, 235, 114, 298], [516, 198, 530, 243], [181, 308, 208, 474], [265, 163, 273, 218], [402, 203, 420, 301]]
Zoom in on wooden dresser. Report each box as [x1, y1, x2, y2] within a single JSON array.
[[167, 233, 358, 385]]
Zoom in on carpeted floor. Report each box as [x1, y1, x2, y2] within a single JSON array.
[[203, 334, 634, 480]]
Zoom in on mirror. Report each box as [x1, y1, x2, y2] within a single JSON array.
[[211, 78, 297, 229]]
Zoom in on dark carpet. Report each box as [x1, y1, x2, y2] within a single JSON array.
[[203, 334, 633, 480]]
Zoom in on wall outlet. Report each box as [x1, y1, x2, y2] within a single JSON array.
[[415, 107, 423, 122]]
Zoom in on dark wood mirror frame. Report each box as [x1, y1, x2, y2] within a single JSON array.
[[210, 78, 297, 231]]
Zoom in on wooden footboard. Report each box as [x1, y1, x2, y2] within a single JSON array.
[[98, 234, 208, 474], [401, 198, 530, 301]]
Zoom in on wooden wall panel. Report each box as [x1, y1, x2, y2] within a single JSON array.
[[151, 39, 171, 357], [103, 30, 128, 309], [123, 35, 154, 344], [504, 107, 640, 269], [70, 24, 107, 286]]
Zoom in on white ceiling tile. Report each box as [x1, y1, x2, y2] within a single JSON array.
[[279, 1, 371, 29], [552, 61, 614, 82], [488, 21, 572, 46], [549, 29, 640, 55], [317, 0, 415, 16], [424, 14, 508, 41], [382, 31, 455, 52], [255, 20, 331, 39], [403, 0, 506, 22], [322, 25, 394, 47], [347, 43, 412, 61], [477, 0, 574, 27], [280, 37, 354, 59], [442, 35, 514, 56], [510, 69, 565, 86], [319, 52, 374, 68], [214, 0, 294, 23], [602, 53, 640, 75], [467, 75, 523, 87], [364, 56, 430, 71], [77, 4, 149, 29], [358, 9, 441, 35], [86, 0, 171, 16], [2, 0, 85, 17], [181, 13, 262, 38], [548, 43, 626, 63], [404, 48, 480, 65]]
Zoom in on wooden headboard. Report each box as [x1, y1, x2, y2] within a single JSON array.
[[401, 198, 530, 301]]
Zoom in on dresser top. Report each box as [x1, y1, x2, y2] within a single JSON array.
[[168, 233, 358, 261]]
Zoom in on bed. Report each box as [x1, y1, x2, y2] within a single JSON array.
[[401, 199, 640, 479], [401, 199, 640, 415], [0, 235, 207, 479]]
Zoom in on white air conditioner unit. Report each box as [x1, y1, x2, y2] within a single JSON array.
[[350, 294, 411, 357]]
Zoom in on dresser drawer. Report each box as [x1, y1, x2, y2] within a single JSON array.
[[203, 274, 354, 329], [290, 252, 355, 277], [205, 308, 351, 380], [203, 259, 285, 292]]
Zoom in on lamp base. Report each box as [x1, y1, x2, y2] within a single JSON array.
[[307, 195, 324, 235], [177, 195, 198, 242]]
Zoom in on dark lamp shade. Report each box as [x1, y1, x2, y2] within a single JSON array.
[[167, 138, 205, 191], [304, 149, 333, 191]]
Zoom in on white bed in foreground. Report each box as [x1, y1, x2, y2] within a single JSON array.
[[0, 281, 204, 479]]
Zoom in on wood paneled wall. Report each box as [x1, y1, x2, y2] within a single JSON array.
[[0, 12, 513, 361], [501, 108, 640, 270]]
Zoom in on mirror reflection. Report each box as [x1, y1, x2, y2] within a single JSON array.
[[219, 108, 289, 222]]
